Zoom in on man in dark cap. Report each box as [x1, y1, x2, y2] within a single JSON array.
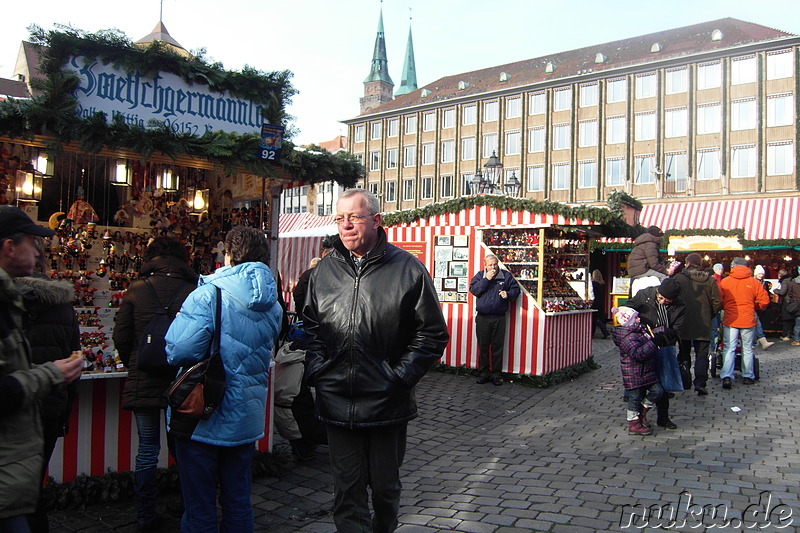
[[0, 206, 84, 530], [675, 253, 722, 395], [718, 257, 770, 389], [627, 277, 686, 429]]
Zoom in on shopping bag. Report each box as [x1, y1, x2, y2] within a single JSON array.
[[654, 346, 684, 392]]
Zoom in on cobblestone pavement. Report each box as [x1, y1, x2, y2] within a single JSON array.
[[50, 337, 800, 532]]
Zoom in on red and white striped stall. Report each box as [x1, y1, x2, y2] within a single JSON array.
[[276, 213, 336, 311], [386, 205, 602, 376]]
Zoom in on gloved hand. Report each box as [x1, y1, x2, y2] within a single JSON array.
[[663, 328, 680, 345], [651, 332, 670, 347]]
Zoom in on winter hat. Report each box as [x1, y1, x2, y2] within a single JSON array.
[[657, 278, 681, 301], [647, 225, 664, 237], [685, 253, 703, 267], [731, 257, 748, 267], [754, 265, 765, 276], [612, 306, 639, 327], [713, 263, 724, 274]]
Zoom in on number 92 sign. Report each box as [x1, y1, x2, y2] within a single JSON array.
[[259, 124, 285, 162]]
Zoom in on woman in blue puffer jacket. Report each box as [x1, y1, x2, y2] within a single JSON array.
[[166, 226, 282, 533]]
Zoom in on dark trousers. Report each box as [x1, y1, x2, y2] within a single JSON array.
[[326, 423, 407, 533], [475, 314, 506, 378], [678, 339, 710, 388]]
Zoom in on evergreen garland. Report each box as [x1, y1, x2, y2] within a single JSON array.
[[0, 26, 363, 187]]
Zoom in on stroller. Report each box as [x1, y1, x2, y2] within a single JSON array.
[[709, 318, 760, 380]]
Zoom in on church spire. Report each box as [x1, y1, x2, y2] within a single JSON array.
[[395, 12, 417, 97], [360, 3, 395, 114]]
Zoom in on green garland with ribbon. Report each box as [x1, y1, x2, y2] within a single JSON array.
[[0, 26, 363, 186]]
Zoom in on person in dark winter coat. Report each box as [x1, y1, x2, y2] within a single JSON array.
[[469, 254, 521, 385], [627, 226, 669, 280], [113, 237, 197, 532], [591, 270, 610, 339], [674, 253, 722, 396], [774, 272, 800, 343], [627, 279, 685, 429], [19, 239, 81, 533], [303, 189, 449, 533]]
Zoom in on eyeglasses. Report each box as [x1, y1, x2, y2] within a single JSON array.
[[656, 294, 673, 305], [333, 214, 373, 225]]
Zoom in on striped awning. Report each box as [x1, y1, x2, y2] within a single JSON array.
[[640, 197, 800, 241], [278, 212, 336, 234]]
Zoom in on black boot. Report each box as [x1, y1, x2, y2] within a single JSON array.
[[655, 396, 677, 430], [134, 468, 160, 532]]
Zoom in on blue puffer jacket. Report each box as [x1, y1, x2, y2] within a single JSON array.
[[165, 262, 282, 446]]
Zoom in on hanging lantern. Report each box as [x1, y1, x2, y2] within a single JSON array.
[[110, 159, 132, 186], [187, 187, 210, 215], [15, 169, 42, 202], [102, 229, 113, 240], [158, 167, 179, 192], [34, 150, 54, 178]]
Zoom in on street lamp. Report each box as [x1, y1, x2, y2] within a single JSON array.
[[483, 150, 503, 194], [504, 171, 521, 197]]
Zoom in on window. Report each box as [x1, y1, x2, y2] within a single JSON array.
[[369, 151, 380, 171], [368, 182, 379, 197], [731, 56, 757, 85], [553, 88, 572, 111], [505, 131, 521, 155], [441, 175, 453, 198], [552, 163, 571, 190], [423, 113, 435, 132], [441, 140, 455, 163], [421, 143, 434, 165], [578, 160, 597, 188], [552, 123, 571, 150], [387, 119, 399, 137], [462, 105, 477, 125], [767, 143, 793, 175], [606, 116, 626, 144], [767, 94, 794, 127], [665, 68, 687, 94], [461, 137, 476, 161], [442, 108, 455, 129], [634, 155, 655, 184], [403, 146, 416, 167], [527, 166, 544, 192], [607, 78, 627, 103], [731, 99, 757, 131], [421, 177, 433, 199], [385, 181, 396, 202], [579, 120, 598, 147], [385, 148, 398, 169], [634, 112, 656, 141], [370, 122, 381, 140], [482, 133, 498, 158], [529, 93, 545, 115], [665, 152, 688, 191], [528, 127, 545, 152], [461, 173, 475, 195], [506, 97, 522, 118], [665, 107, 687, 138], [731, 145, 756, 178], [697, 62, 721, 90], [354, 124, 365, 142], [580, 84, 598, 107], [405, 115, 417, 134], [635, 73, 657, 99], [606, 158, 626, 186], [696, 149, 721, 180], [402, 179, 414, 200], [697, 103, 721, 134], [483, 101, 499, 122], [767, 50, 794, 80]]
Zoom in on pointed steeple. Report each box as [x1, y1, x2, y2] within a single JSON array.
[[395, 16, 418, 97], [135, 2, 191, 58], [360, 4, 395, 114]]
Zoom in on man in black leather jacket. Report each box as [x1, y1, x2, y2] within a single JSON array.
[[302, 188, 449, 533]]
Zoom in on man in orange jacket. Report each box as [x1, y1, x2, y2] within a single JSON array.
[[719, 257, 771, 389]]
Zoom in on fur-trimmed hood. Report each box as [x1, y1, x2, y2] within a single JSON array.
[[18, 277, 75, 308]]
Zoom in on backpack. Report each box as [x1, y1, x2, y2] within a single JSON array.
[[136, 279, 188, 371]]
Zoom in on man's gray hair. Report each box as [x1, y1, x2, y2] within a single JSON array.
[[340, 188, 381, 215]]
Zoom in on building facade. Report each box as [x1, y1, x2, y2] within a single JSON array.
[[343, 18, 800, 214]]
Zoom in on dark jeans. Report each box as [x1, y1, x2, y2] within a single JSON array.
[[593, 317, 609, 337], [0, 516, 32, 533], [173, 438, 255, 533], [475, 314, 506, 378], [626, 383, 664, 415], [678, 339, 711, 388], [327, 423, 407, 533]]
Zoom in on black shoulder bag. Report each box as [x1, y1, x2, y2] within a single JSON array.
[[165, 286, 226, 420], [136, 279, 188, 371]]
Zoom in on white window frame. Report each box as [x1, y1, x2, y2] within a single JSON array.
[[527, 165, 544, 192], [505, 131, 521, 156], [529, 93, 546, 115], [731, 56, 757, 85], [767, 142, 794, 175], [505, 97, 522, 118], [387, 118, 399, 137], [422, 112, 436, 132], [580, 84, 598, 108], [482, 133, 498, 158], [767, 94, 794, 127], [697, 61, 721, 90], [606, 158, 626, 187], [369, 151, 380, 171], [483, 101, 499, 122], [578, 160, 597, 189], [665, 68, 687, 94], [403, 146, 416, 168], [553, 88, 572, 112], [354, 124, 365, 142], [696, 149, 721, 180], [385, 181, 396, 202], [441, 108, 456, 129], [731, 99, 757, 131], [462, 105, 477, 126], [441, 140, 455, 163], [697, 103, 721, 135], [421, 143, 434, 165], [551, 162, 571, 190], [461, 137, 476, 161], [528, 127, 545, 153], [421, 177, 433, 199], [634, 112, 656, 141], [405, 115, 417, 135], [665, 107, 687, 138], [634, 155, 656, 184], [665, 152, 688, 190], [385, 148, 398, 169], [402, 178, 415, 201], [767, 50, 794, 80], [578, 120, 598, 148], [607, 78, 627, 103], [552, 123, 571, 150], [440, 175, 453, 198], [370, 122, 382, 140], [635, 73, 657, 99], [461, 173, 475, 196], [731, 145, 757, 178], [606, 116, 626, 144]]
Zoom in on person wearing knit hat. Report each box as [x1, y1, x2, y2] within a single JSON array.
[[751, 265, 775, 351], [610, 306, 664, 436], [675, 253, 722, 395], [627, 279, 686, 429], [719, 256, 771, 389]]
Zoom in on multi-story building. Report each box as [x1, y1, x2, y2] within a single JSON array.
[[279, 135, 348, 216], [344, 17, 800, 219]]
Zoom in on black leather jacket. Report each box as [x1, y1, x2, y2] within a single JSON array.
[[302, 228, 449, 428]]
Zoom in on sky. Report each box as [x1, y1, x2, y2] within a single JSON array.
[[4, 0, 800, 146]]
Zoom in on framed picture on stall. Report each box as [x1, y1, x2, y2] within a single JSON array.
[[444, 278, 457, 290], [456, 292, 468, 302], [449, 262, 468, 277], [612, 277, 630, 295], [434, 262, 447, 278], [435, 246, 453, 262], [452, 247, 469, 260], [436, 236, 452, 246], [453, 235, 468, 247], [457, 278, 468, 292]]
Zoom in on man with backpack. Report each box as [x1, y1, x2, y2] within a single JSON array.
[[113, 237, 198, 532]]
